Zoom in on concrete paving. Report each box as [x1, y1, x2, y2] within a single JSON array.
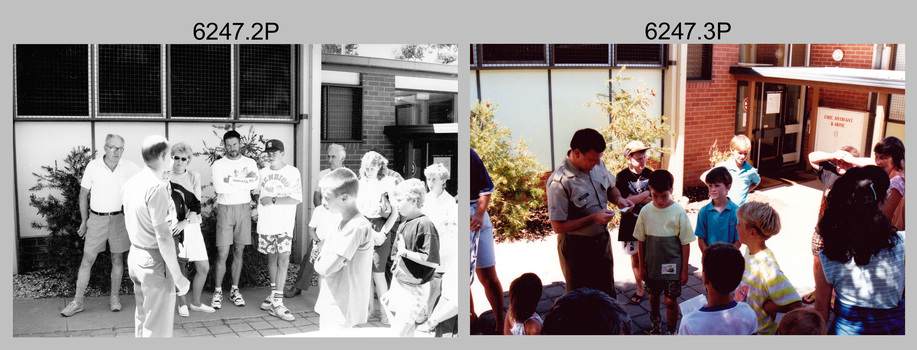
[[14, 285, 439, 337], [471, 179, 825, 334]]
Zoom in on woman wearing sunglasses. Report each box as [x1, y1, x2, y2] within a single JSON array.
[[170, 142, 216, 315]]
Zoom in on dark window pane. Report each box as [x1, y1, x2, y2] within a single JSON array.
[[615, 44, 664, 66], [170, 45, 231, 118], [321, 86, 362, 141], [239, 45, 292, 118], [481, 44, 547, 64], [687, 44, 712, 80], [554, 44, 610, 65], [99, 45, 161, 114], [16, 44, 89, 116]]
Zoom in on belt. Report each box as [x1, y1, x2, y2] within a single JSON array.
[[90, 209, 123, 216], [131, 243, 158, 251]]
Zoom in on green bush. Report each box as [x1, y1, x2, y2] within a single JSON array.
[[29, 146, 130, 294], [470, 101, 546, 241], [588, 68, 673, 176]]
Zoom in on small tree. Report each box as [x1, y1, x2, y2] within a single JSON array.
[[470, 100, 546, 241], [589, 68, 674, 175], [708, 139, 732, 167]]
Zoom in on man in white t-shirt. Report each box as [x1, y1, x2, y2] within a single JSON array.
[[61, 134, 140, 317], [210, 130, 260, 309], [255, 140, 302, 321]]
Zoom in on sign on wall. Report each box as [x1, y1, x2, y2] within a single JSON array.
[[814, 107, 869, 154]]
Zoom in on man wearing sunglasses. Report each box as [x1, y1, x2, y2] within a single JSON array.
[[61, 134, 141, 317]]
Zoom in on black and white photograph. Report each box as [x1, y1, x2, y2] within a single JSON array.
[[11, 43, 458, 337]]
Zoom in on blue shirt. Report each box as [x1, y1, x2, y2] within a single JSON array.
[[694, 198, 739, 245], [717, 159, 760, 206], [470, 148, 494, 203]]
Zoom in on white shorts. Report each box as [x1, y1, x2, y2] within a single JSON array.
[[620, 241, 639, 256], [178, 223, 209, 262]]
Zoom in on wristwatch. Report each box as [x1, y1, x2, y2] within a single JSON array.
[[272, 197, 276, 204]]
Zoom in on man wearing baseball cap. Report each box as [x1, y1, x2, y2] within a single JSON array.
[[256, 139, 303, 321], [615, 140, 654, 305]]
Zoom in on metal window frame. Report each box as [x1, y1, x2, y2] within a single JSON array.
[[686, 44, 714, 81], [552, 44, 613, 67], [320, 84, 364, 142], [479, 44, 550, 68], [12, 44, 93, 120], [237, 45, 297, 121], [471, 44, 666, 70], [95, 44, 165, 119]]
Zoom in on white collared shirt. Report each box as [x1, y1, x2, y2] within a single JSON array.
[[80, 157, 140, 212]]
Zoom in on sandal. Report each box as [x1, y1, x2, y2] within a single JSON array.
[[802, 292, 816, 304], [630, 292, 645, 304]]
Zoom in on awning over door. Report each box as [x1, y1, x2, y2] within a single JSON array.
[[729, 66, 905, 95]]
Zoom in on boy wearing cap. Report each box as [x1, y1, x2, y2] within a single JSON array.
[[256, 139, 303, 321], [615, 140, 654, 305]]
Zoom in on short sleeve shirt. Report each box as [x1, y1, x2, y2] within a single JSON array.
[[121, 167, 174, 249], [633, 202, 695, 280], [547, 157, 616, 237], [315, 215, 374, 328], [734, 247, 801, 335], [819, 232, 905, 310], [717, 159, 760, 206], [694, 199, 739, 245], [615, 168, 653, 241], [308, 205, 340, 242], [257, 165, 303, 235], [81, 157, 140, 212], [470, 149, 494, 203]]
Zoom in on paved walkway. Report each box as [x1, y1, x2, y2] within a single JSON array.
[[471, 179, 825, 334], [14, 285, 437, 337]]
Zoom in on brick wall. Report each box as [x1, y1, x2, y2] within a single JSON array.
[[17, 237, 48, 272], [808, 44, 875, 111], [319, 72, 399, 176], [683, 44, 740, 188]]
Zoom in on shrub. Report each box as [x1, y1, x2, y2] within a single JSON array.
[[589, 68, 673, 176], [28, 146, 129, 294], [470, 101, 546, 241], [708, 139, 732, 167]]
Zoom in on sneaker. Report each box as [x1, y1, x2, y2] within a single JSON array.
[[61, 300, 84, 317], [189, 303, 216, 313], [648, 315, 662, 335], [665, 329, 677, 335], [230, 289, 245, 307], [269, 303, 295, 321], [178, 305, 190, 317], [260, 296, 273, 311], [110, 295, 122, 312], [211, 291, 223, 309]]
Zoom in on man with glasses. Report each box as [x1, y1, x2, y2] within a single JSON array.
[[210, 130, 260, 309], [61, 134, 140, 317]]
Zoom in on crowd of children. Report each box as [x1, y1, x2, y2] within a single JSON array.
[[488, 134, 903, 336]]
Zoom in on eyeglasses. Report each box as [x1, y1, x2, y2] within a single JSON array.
[[105, 145, 124, 152], [172, 156, 189, 162]]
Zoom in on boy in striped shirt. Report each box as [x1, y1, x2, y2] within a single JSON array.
[[733, 201, 802, 334]]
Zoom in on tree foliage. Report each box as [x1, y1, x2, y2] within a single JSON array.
[[470, 100, 546, 240], [589, 68, 674, 175], [392, 44, 457, 64], [322, 44, 359, 55]]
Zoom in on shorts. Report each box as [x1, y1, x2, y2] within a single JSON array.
[[645, 279, 682, 298], [810, 231, 824, 256], [257, 233, 292, 255], [178, 223, 208, 262], [216, 203, 252, 247], [620, 241, 639, 256], [84, 212, 130, 254], [471, 203, 495, 269]]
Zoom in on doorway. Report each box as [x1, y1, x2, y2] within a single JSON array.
[[736, 82, 805, 176]]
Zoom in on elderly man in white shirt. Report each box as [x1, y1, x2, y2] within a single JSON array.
[[61, 134, 140, 317]]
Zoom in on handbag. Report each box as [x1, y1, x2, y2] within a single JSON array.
[[378, 191, 393, 218]]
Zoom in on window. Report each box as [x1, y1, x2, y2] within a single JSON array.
[[470, 44, 477, 67], [687, 44, 713, 81], [394, 90, 456, 125], [170, 45, 232, 119], [239, 45, 293, 119], [554, 44, 611, 66], [614, 44, 665, 66], [15, 44, 89, 117], [481, 44, 548, 66], [321, 85, 362, 141], [98, 44, 162, 115]]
